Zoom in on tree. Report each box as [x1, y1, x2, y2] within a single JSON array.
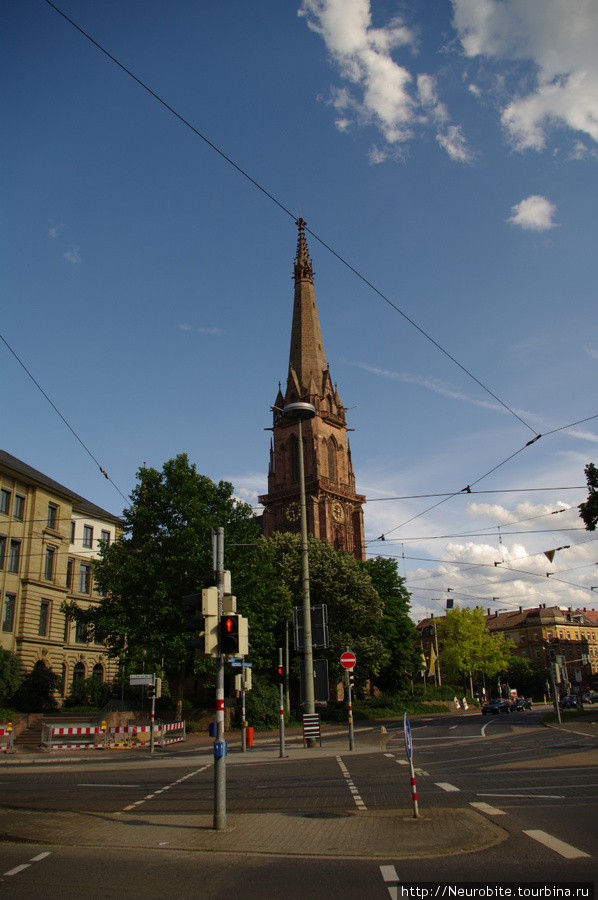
[[64, 455, 259, 719], [436, 607, 513, 694], [579, 463, 598, 531], [0, 649, 22, 705], [361, 557, 420, 693], [12, 664, 60, 713]]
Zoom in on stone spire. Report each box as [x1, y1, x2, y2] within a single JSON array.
[[288, 218, 327, 397]]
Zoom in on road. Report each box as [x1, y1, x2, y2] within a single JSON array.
[[1, 708, 596, 898]]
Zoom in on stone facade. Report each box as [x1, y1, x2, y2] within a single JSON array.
[[259, 219, 366, 559], [0, 449, 121, 701]]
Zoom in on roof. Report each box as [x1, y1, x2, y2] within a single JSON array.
[[0, 449, 122, 525]]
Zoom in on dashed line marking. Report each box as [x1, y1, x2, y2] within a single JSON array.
[[4, 851, 51, 877], [380, 864, 399, 899], [523, 829, 590, 859], [336, 756, 367, 810], [118, 764, 210, 814]]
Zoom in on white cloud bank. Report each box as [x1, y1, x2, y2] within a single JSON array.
[[299, 0, 474, 162], [507, 194, 557, 231], [452, 0, 598, 151]]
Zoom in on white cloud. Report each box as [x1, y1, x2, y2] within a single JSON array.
[[178, 323, 192, 331], [507, 194, 557, 231], [198, 327, 223, 336], [452, 0, 598, 151], [64, 247, 81, 264], [48, 222, 64, 239], [299, 0, 472, 162]]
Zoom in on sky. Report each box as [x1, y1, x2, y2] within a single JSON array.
[[2, 0, 597, 624]]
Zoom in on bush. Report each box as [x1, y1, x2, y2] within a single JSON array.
[[232, 681, 281, 730], [64, 675, 113, 709], [0, 707, 16, 722], [13, 665, 60, 713], [0, 650, 22, 704]]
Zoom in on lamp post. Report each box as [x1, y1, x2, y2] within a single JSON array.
[[283, 402, 316, 724]]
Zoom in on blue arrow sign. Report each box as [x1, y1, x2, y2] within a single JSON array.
[[404, 712, 413, 761]]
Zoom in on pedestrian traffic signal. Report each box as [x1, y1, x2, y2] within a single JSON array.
[[276, 664, 285, 684], [220, 615, 240, 655], [147, 684, 156, 699], [182, 588, 219, 657]]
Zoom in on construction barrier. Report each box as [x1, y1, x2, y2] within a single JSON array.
[[160, 722, 186, 745], [0, 723, 14, 753], [41, 723, 107, 750]]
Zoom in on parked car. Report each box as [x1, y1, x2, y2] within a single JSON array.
[[511, 697, 532, 711], [482, 698, 511, 715], [582, 692, 598, 704], [560, 695, 579, 709]]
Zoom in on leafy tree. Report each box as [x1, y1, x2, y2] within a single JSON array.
[[64, 675, 113, 709], [436, 607, 513, 693], [579, 463, 598, 531], [361, 557, 420, 693], [64, 455, 259, 719], [240, 532, 388, 703], [0, 649, 22, 704], [12, 664, 60, 713], [499, 656, 547, 701]]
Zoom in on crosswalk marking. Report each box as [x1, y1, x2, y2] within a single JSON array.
[[470, 800, 506, 815], [523, 829, 590, 859], [436, 782, 460, 792], [380, 865, 399, 900]]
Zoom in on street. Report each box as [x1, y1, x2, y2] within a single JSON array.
[[1, 709, 596, 898]]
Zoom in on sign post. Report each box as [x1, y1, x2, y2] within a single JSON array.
[[340, 650, 357, 751], [404, 712, 419, 818]]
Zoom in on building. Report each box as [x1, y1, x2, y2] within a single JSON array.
[[258, 219, 366, 559], [416, 604, 598, 691], [0, 450, 122, 700]]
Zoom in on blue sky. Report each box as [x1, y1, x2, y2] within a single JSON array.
[[2, 0, 597, 622]]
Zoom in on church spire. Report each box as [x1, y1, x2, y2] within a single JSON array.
[[288, 218, 327, 397]]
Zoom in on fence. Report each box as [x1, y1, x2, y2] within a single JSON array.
[[40, 721, 186, 750]]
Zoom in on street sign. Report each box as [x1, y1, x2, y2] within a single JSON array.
[[404, 712, 413, 760], [129, 674, 154, 686], [340, 651, 357, 670], [229, 660, 252, 667]]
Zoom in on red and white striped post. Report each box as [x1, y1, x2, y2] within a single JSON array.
[[404, 712, 419, 818]]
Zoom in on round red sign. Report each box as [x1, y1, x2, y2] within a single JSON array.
[[340, 651, 357, 669]]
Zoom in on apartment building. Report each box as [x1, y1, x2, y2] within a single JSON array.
[[0, 450, 121, 700]]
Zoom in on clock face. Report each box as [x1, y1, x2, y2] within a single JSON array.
[[286, 501, 300, 523], [332, 502, 345, 523]]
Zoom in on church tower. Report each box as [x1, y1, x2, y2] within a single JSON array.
[[259, 219, 366, 560]]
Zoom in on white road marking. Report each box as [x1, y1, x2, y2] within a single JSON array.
[[4, 851, 51, 877], [479, 792, 564, 799], [119, 765, 210, 814], [523, 829, 590, 859], [380, 864, 399, 899], [79, 783, 140, 788], [470, 801, 506, 816], [336, 757, 367, 810], [436, 782, 460, 792]]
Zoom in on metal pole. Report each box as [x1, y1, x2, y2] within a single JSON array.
[[214, 527, 227, 830], [278, 647, 285, 758], [241, 659, 246, 753], [433, 626, 441, 685], [150, 683, 155, 754], [348, 677, 354, 751], [298, 416, 316, 725]]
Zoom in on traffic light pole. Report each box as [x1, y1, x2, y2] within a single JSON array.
[[214, 526, 226, 831], [278, 647, 285, 758]]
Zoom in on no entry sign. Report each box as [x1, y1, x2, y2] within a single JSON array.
[[340, 651, 357, 670]]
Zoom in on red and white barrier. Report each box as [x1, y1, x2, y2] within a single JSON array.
[[41, 724, 107, 750], [41, 721, 186, 750], [0, 724, 14, 753]]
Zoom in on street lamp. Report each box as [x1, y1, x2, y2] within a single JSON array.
[[282, 402, 316, 724]]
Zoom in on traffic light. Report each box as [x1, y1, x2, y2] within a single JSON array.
[[182, 588, 219, 657], [147, 684, 156, 699], [276, 664, 285, 684], [220, 615, 239, 655]]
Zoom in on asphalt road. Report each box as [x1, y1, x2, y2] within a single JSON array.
[[1, 709, 596, 898]]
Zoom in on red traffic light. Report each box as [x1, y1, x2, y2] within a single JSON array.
[[220, 615, 239, 654]]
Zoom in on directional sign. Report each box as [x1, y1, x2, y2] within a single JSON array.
[[404, 712, 413, 761], [129, 674, 154, 686], [340, 651, 357, 670]]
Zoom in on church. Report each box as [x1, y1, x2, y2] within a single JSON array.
[[259, 219, 366, 560]]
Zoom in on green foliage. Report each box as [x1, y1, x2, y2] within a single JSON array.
[[436, 607, 513, 683], [362, 557, 420, 692], [496, 656, 547, 700], [12, 665, 61, 713], [0, 707, 15, 722], [233, 679, 281, 730], [64, 675, 114, 709], [0, 649, 22, 704], [63, 454, 260, 713], [579, 463, 598, 531]]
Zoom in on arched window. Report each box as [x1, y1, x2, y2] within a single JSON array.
[[328, 439, 336, 483], [93, 663, 104, 681], [72, 662, 85, 685]]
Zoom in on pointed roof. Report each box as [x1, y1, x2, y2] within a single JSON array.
[[288, 218, 327, 397]]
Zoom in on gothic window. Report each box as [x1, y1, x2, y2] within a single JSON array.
[[328, 439, 336, 483], [290, 436, 299, 483]]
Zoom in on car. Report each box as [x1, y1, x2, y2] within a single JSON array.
[[582, 692, 598, 704], [511, 697, 532, 711], [560, 695, 579, 709], [482, 698, 511, 715]]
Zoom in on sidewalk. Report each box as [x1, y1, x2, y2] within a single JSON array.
[[0, 719, 509, 859]]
